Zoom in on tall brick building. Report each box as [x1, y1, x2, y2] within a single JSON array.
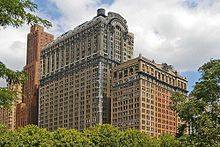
[[111, 55, 187, 136], [16, 25, 54, 127]]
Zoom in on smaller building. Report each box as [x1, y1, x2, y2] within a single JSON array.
[[15, 102, 27, 129], [0, 84, 22, 130], [111, 55, 187, 136]]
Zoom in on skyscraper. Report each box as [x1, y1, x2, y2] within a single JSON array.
[[111, 55, 188, 136], [39, 9, 134, 131], [17, 25, 54, 127]]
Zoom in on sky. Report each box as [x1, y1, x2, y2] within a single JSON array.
[[1, 0, 220, 92]]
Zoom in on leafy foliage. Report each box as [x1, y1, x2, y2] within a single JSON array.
[[0, 62, 27, 85], [53, 128, 92, 146], [118, 129, 153, 147], [0, 124, 20, 147], [0, 124, 181, 147], [171, 59, 220, 146], [159, 134, 180, 147], [0, 0, 52, 28], [16, 125, 54, 146], [84, 124, 121, 146], [0, 62, 27, 107], [0, 88, 16, 108]]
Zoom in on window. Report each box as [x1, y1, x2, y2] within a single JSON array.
[[124, 68, 128, 77], [119, 71, 122, 79]]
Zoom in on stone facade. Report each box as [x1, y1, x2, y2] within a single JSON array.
[[39, 9, 134, 131]]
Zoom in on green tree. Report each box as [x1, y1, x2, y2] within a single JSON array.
[[0, 62, 27, 108], [158, 134, 180, 147], [0, 124, 183, 146], [84, 124, 122, 147], [0, 0, 51, 108], [52, 128, 92, 146], [118, 129, 154, 147], [0, 0, 52, 28], [171, 59, 220, 146], [0, 124, 21, 146], [16, 125, 54, 146], [0, 0, 52, 124]]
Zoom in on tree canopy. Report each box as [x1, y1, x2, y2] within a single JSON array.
[[171, 59, 220, 146], [0, 124, 180, 147], [0, 0, 50, 107], [0, 0, 52, 28], [0, 62, 27, 107]]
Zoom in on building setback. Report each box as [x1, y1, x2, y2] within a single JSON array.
[[39, 9, 134, 131], [111, 55, 188, 136], [16, 25, 54, 128]]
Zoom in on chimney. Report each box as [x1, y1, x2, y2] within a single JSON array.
[[97, 8, 106, 17]]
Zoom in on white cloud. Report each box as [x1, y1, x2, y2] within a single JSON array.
[[0, 26, 27, 70], [0, 0, 220, 77], [107, 0, 220, 71], [46, 0, 220, 71], [48, 0, 102, 31]]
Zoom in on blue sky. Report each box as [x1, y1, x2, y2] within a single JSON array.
[[181, 71, 200, 92], [36, 0, 61, 19], [36, 0, 113, 19], [1, 0, 219, 93], [101, 0, 113, 5], [34, 0, 202, 92]]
